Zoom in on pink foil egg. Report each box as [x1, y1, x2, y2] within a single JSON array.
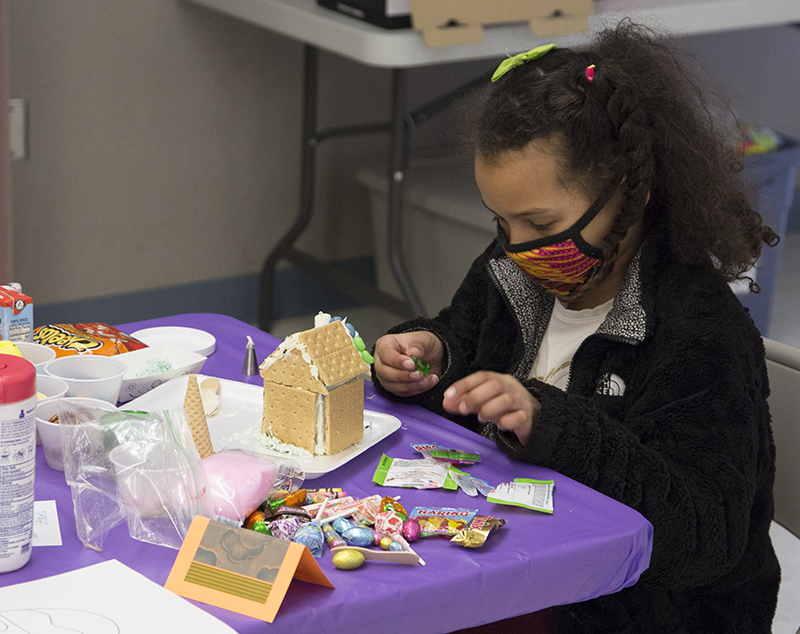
[[402, 518, 421, 542]]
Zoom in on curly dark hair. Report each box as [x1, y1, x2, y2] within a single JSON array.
[[471, 20, 778, 290]]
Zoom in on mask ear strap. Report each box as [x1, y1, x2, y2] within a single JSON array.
[[565, 182, 619, 234], [498, 182, 620, 253]]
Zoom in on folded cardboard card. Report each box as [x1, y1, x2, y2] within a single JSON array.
[[166, 516, 334, 622]]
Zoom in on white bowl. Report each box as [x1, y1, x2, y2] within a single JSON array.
[[44, 356, 126, 404], [34, 375, 69, 446], [35, 397, 116, 471], [15, 341, 56, 374], [115, 344, 207, 403], [36, 374, 69, 402], [129, 326, 216, 356]]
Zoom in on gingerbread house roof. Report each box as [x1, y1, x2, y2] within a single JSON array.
[[260, 320, 369, 394]]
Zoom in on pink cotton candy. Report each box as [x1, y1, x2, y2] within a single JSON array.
[[203, 450, 278, 522]]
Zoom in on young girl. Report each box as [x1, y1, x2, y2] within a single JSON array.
[[372, 21, 780, 634]]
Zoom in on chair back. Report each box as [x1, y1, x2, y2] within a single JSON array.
[[764, 337, 800, 538]]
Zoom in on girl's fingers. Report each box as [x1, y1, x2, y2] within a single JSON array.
[[474, 391, 517, 424], [381, 373, 439, 397], [494, 408, 529, 432], [443, 372, 503, 416]]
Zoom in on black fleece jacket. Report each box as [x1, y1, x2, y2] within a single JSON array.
[[372, 234, 779, 633]]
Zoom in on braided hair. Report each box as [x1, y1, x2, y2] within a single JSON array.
[[473, 20, 778, 289]]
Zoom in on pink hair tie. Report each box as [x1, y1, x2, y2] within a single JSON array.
[[586, 64, 596, 83]]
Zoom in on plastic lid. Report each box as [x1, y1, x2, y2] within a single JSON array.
[[0, 355, 36, 403]]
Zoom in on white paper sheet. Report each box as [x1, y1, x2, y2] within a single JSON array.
[[32, 500, 62, 547], [0, 559, 236, 633]]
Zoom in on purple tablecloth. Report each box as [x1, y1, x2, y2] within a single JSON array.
[[8, 313, 652, 633]]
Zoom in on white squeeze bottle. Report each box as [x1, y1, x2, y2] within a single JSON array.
[[0, 354, 37, 573]]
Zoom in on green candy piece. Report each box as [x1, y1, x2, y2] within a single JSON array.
[[361, 350, 374, 364], [251, 521, 270, 534], [411, 354, 430, 374], [353, 336, 366, 352]]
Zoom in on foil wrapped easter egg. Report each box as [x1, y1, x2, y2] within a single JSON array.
[[332, 517, 357, 534], [342, 526, 374, 547], [388, 541, 403, 552], [333, 549, 366, 570], [379, 536, 394, 550], [402, 518, 421, 542]]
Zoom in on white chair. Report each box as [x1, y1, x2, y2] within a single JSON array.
[[764, 337, 800, 634]]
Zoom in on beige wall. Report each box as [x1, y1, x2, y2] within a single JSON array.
[[8, 0, 391, 305], [7, 1, 800, 308]]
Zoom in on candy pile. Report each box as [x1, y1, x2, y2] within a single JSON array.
[[242, 489, 424, 569], [242, 486, 508, 571]]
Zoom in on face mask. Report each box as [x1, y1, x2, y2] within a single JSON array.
[[497, 186, 616, 297]]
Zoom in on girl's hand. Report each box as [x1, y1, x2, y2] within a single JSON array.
[[373, 331, 444, 397], [442, 372, 540, 446]]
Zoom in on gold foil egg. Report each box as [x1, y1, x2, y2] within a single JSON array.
[[332, 549, 366, 570]]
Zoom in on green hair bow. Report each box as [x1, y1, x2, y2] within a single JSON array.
[[491, 44, 557, 82]]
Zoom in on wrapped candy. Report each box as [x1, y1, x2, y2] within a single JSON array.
[[282, 488, 308, 507], [402, 518, 421, 542], [332, 517, 358, 534], [268, 516, 304, 540], [451, 516, 506, 548], [380, 496, 407, 519], [293, 522, 324, 557], [408, 507, 478, 538], [341, 526, 374, 547], [305, 489, 347, 505], [321, 523, 347, 549], [374, 510, 404, 537], [352, 495, 382, 524]]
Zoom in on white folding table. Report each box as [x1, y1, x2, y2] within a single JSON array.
[[184, 0, 800, 330]]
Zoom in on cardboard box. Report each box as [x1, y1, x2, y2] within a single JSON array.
[[317, 0, 412, 29], [410, 0, 594, 47], [0, 286, 34, 343]]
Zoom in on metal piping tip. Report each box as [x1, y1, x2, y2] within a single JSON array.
[[242, 336, 259, 375]]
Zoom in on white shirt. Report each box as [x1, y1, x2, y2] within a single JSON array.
[[530, 297, 614, 390]]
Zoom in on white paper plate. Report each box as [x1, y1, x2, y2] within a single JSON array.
[[115, 345, 207, 403], [124, 374, 401, 479], [129, 326, 216, 356]]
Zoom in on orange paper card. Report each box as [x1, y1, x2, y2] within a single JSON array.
[[165, 516, 334, 622]]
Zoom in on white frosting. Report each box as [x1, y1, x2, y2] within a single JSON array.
[[314, 394, 325, 456], [261, 425, 314, 459], [259, 335, 320, 382], [314, 311, 331, 328]]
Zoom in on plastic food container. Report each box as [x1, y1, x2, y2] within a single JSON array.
[[44, 355, 126, 404]]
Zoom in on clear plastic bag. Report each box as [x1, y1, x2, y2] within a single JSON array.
[[61, 401, 212, 550], [58, 399, 123, 551]]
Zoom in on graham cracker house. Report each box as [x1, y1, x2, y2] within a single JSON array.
[[260, 320, 369, 456]]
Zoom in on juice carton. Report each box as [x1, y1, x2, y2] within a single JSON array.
[[0, 285, 34, 342]]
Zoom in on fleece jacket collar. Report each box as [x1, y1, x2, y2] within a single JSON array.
[[486, 247, 649, 379]]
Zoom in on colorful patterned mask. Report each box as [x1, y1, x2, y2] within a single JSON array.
[[497, 187, 616, 297]]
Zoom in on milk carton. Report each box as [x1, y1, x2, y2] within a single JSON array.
[[0, 284, 34, 342]]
